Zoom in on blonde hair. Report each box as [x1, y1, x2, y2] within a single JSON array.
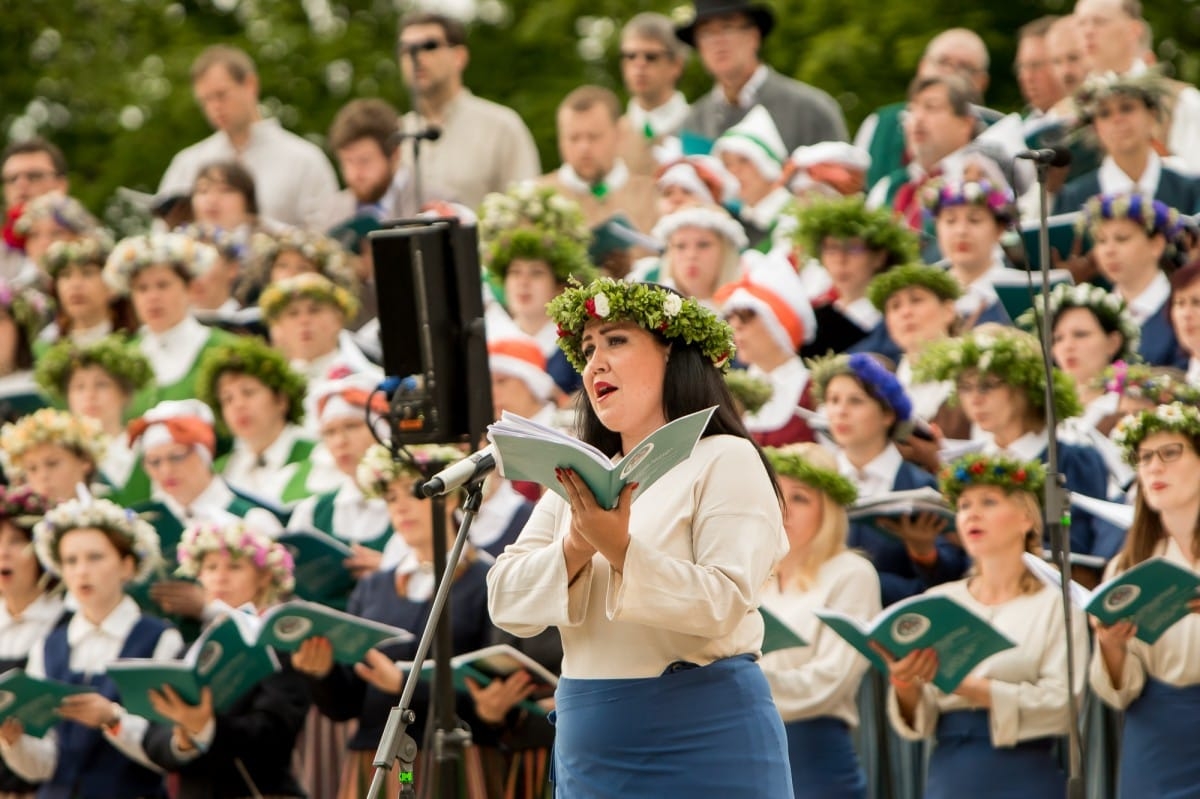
[[777, 443, 849, 591], [964, 489, 1045, 594]]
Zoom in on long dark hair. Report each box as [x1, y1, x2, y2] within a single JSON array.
[[574, 336, 782, 505]]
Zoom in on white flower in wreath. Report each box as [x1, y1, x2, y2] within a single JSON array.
[[663, 294, 683, 318], [964, 182, 983, 202], [592, 293, 611, 318], [1159, 404, 1185, 423], [972, 331, 996, 350], [978, 351, 994, 372]]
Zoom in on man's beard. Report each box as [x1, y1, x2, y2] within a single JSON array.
[[355, 174, 393, 204]]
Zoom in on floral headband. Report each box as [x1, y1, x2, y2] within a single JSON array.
[[724, 369, 773, 415], [33, 496, 163, 585], [1080, 192, 1185, 243], [196, 336, 307, 433], [357, 443, 466, 499], [911, 327, 1083, 422], [1075, 69, 1170, 125], [175, 518, 295, 595], [103, 232, 219, 296], [1112, 402, 1200, 465], [173, 222, 250, 262], [548, 278, 736, 373], [0, 486, 48, 530], [920, 178, 1016, 224], [764, 446, 858, 507], [35, 335, 154, 401], [479, 184, 595, 283], [258, 271, 359, 322], [790, 195, 919, 267], [249, 229, 354, 287], [1097, 361, 1200, 406], [14, 193, 99, 236], [866, 263, 962, 311], [0, 277, 53, 342], [939, 453, 1046, 506], [1016, 282, 1141, 362], [41, 234, 114, 280], [0, 409, 107, 477], [810, 352, 914, 435]]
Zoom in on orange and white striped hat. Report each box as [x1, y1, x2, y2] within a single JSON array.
[[487, 313, 556, 401], [715, 251, 817, 351], [128, 400, 217, 463]]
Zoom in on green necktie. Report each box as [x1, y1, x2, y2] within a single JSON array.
[[643, 121, 655, 140], [591, 182, 608, 200]]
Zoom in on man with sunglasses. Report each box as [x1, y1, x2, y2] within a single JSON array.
[[617, 13, 690, 176], [395, 11, 540, 209]]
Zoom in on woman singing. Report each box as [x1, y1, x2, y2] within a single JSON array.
[[487, 278, 793, 797]]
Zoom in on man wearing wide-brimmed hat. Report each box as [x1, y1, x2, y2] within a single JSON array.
[[676, 0, 847, 154]]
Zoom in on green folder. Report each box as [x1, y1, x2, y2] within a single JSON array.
[[760, 607, 807, 654], [257, 600, 412, 664], [993, 268, 1075, 321], [817, 594, 1015, 692], [0, 669, 91, 737], [1018, 213, 1084, 273], [1084, 558, 1200, 644], [401, 644, 558, 716], [276, 530, 356, 604]]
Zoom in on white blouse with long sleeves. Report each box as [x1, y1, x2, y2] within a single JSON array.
[[1088, 536, 1200, 710], [0, 592, 64, 661], [0, 596, 183, 782], [887, 579, 1089, 748], [487, 435, 788, 679], [760, 550, 881, 727]]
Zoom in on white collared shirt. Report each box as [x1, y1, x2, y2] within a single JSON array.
[[221, 424, 313, 507], [897, 356, 954, 423], [627, 92, 690, 139], [556, 160, 631, 197], [982, 428, 1048, 461], [713, 64, 769, 109], [836, 296, 882, 331], [291, 330, 382, 386], [1097, 151, 1163, 196], [739, 186, 793, 230], [394, 550, 436, 602], [1118, 271, 1170, 326], [138, 315, 212, 387], [289, 481, 391, 546], [0, 593, 64, 660], [837, 443, 903, 500], [101, 436, 139, 494], [743, 357, 810, 433]]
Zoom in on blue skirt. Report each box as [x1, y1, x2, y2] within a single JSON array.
[[1119, 678, 1200, 798], [784, 717, 866, 799], [925, 711, 1064, 799], [551, 655, 793, 798]]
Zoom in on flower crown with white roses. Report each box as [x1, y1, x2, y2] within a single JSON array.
[[173, 222, 250, 262], [912, 326, 1082, 422], [0, 277, 53, 342], [357, 443, 466, 500], [547, 278, 737, 373], [258, 272, 359, 323], [33, 496, 163, 585], [939, 453, 1046, 506], [479, 184, 595, 283], [920, 178, 1017, 224], [175, 518, 295, 595], [1016, 282, 1140, 362], [1112, 402, 1200, 465], [1075, 69, 1170, 125], [103, 232, 219, 296], [14, 193, 99, 236], [41, 234, 114, 280], [249, 229, 355, 288], [0, 409, 108, 477]]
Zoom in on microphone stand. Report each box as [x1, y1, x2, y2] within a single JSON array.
[[1030, 158, 1086, 799], [401, 45, 440, 211], [366, 471, 486, 799]]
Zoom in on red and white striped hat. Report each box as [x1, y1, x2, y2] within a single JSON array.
[[715, 251, 817, 351], [486, 313, 556, 401]]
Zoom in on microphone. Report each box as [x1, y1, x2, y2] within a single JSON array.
[[1016, 147, 1072, 167], [389, 127, 442, 147], [419, 445, 496, 497]]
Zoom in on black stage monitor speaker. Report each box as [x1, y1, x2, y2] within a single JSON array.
[[368, 218, 492, 446]]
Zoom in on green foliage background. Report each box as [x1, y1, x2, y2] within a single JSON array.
[[1, 0, 1196, 222]]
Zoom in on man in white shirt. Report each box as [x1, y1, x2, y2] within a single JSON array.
[[1074, 0, 1200, 172], [157, 46, 339, 231], [616, 13, 690, 176], [396, 11, 541, 209]]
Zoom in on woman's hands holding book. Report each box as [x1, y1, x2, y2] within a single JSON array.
[[557, 468, 636, 573], [58, 692, 121, 729], [150, 686, 214, 750], [0, 718, 22, 744], [1092, 618, 1136, 686], [353, 649, 405, 695], [466, 671, 537, 725], [876, 512, 949, 563], [873, 645, 938, 724], [293, 636, 335, 679]]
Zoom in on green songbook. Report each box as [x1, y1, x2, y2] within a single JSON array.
[[400, 644, 558, 716], [258, 600, 412, 664], [992, 267, 1075, 321], [1018, 213, 1084, 273], [1084, 558, 1200, 644], [816, 594, 1015, 692], [759, 607, 807, 654], [489, 406, 716, 510], [0, 669, 91, 738], [588, 214, 662, 264], [276, 530, 356, 604], [848, 487, 956, 541], [106, 613, 279, 725]]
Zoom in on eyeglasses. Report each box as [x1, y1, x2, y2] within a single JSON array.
[[144, 449, 195, 470], [955, 378, 1005, 396], [399, 38, 451, 57], [620, 50, 670, 63], [1, 170, 56, 186], [1136, 442, 1187, 468]]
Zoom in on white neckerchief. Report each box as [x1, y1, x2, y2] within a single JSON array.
[[65, 596, 142, 674], [394, 551, 436, 602], [139, 315, 211, 386], [836, 444, 903, 500], [471, 479, 527, 550], [982, 428, 1048, 461], [627, 92, 690, 139], [556, 160, 631, 197], [1097, 151, 1162, 197], [836, 296, 882, 331], [154, 475, 235, 522], [68, 319, 114, 347], [331, 482, 392, 544], [1118, 271, 1170, 326]]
